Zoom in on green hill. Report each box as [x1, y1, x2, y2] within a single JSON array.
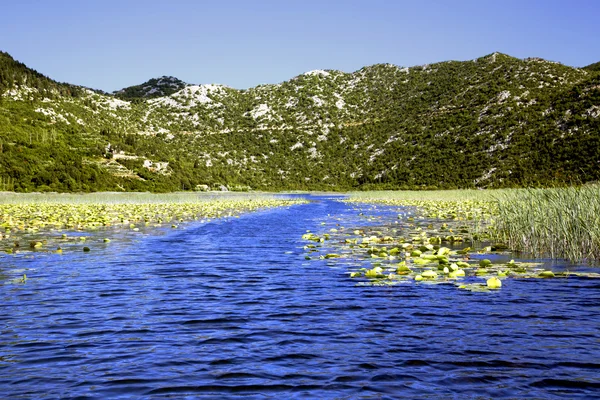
[[0, 51, 83, 98], [113, 76, 189, 100], [0, 51, 599, 192], [583, 61, 600, 72]]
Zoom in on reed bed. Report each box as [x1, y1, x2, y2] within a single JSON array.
[[494, 185, 600, 262], [349, 186, 600, 264]]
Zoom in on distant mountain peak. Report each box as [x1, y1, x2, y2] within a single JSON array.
[[113, 76, 190, 99], [303, 69, 332, 77]]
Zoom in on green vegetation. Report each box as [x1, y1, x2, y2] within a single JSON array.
[[0, 192, 304, 255], [302, 199, 594, 292], [113, 76, 189, 100], [1, 51, 600, 192], [348, 187, 600, 264], [298, 189, 600, 291], [583, 60, 600, 72], [348, 190, 499, 242], [494, 185, 600, 262], [0, 50, 84, 98]]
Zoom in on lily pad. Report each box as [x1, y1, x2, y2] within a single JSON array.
[[486, 277, 502, 289], [538, 270, 555, 278], [479, 259, 492, 267], [421, 270, 438, 279]]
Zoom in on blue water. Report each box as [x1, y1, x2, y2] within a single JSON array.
[[1, 195, 600, 399]]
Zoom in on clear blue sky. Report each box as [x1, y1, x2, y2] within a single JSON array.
[[2, 0, 598, 92]]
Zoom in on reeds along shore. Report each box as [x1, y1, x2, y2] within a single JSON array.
[[349, 186, 600, 264], [494, 185, 600, 263], [2, 188, 600, 263]]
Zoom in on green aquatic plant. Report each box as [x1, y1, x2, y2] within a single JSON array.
[[350, 187, 600, 264], [346, 192, 498, 245], [0, 193, 305, 255], [486, 277, 502, 289], [538, 270, 555, 278], [365, 267, 385, 279], [323, 253, 342, 259], [302, 196, 600, 292], [421, 270, 438, 279], [494, 185, 600, 263], [479, 259, 492, 267], [5, 274, 28, 285]]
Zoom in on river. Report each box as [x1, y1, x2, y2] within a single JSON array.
[[1, 195, 599, 399]]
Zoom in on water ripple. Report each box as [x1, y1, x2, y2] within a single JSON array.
[[1, 195, 600, 398]]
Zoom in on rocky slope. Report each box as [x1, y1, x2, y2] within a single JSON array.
[[0, 50, 599, 192], [114, 76, 189, 99]]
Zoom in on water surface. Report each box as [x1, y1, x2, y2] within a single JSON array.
[[1, 195, 599, 399]]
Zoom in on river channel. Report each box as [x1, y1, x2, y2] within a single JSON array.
[[1, 195, 599, 399]]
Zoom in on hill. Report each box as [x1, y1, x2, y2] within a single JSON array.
[[0, 51, 599, 192], [113, 76, 189, 100], [583, 61, 600, 72]]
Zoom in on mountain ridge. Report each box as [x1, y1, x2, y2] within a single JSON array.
[[113, 76, 190, 100], [0, 50, 599, 192], [111, 52, 522, 94], [584, 61, 600, 72]]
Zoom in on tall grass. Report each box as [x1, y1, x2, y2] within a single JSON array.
[[350, 187, 600, 263], [494, 185, 600, 262]]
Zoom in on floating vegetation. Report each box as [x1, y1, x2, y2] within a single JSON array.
[[0, 192, 305, 255], [350, 187, 600, 264], [302, 193, 600, 292], [486, 276, 502, 289], [3, 272, 28, 285]]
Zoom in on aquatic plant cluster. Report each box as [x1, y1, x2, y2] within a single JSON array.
[[301, 193, 600, 291], [0, 193, 304, 255], [347, 190, 499, 244], [350, 188, 600, 264], [494, 186, 600, 262]]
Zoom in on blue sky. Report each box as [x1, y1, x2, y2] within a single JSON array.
[[2, 0, 598, 91]]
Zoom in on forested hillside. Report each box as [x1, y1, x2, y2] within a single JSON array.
[[113, 76, 189, 100], [584, 61, 600, 72], [1, 51, 599, 192]]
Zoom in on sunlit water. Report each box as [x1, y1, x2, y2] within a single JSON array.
[[1, 195, 599, 399]]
